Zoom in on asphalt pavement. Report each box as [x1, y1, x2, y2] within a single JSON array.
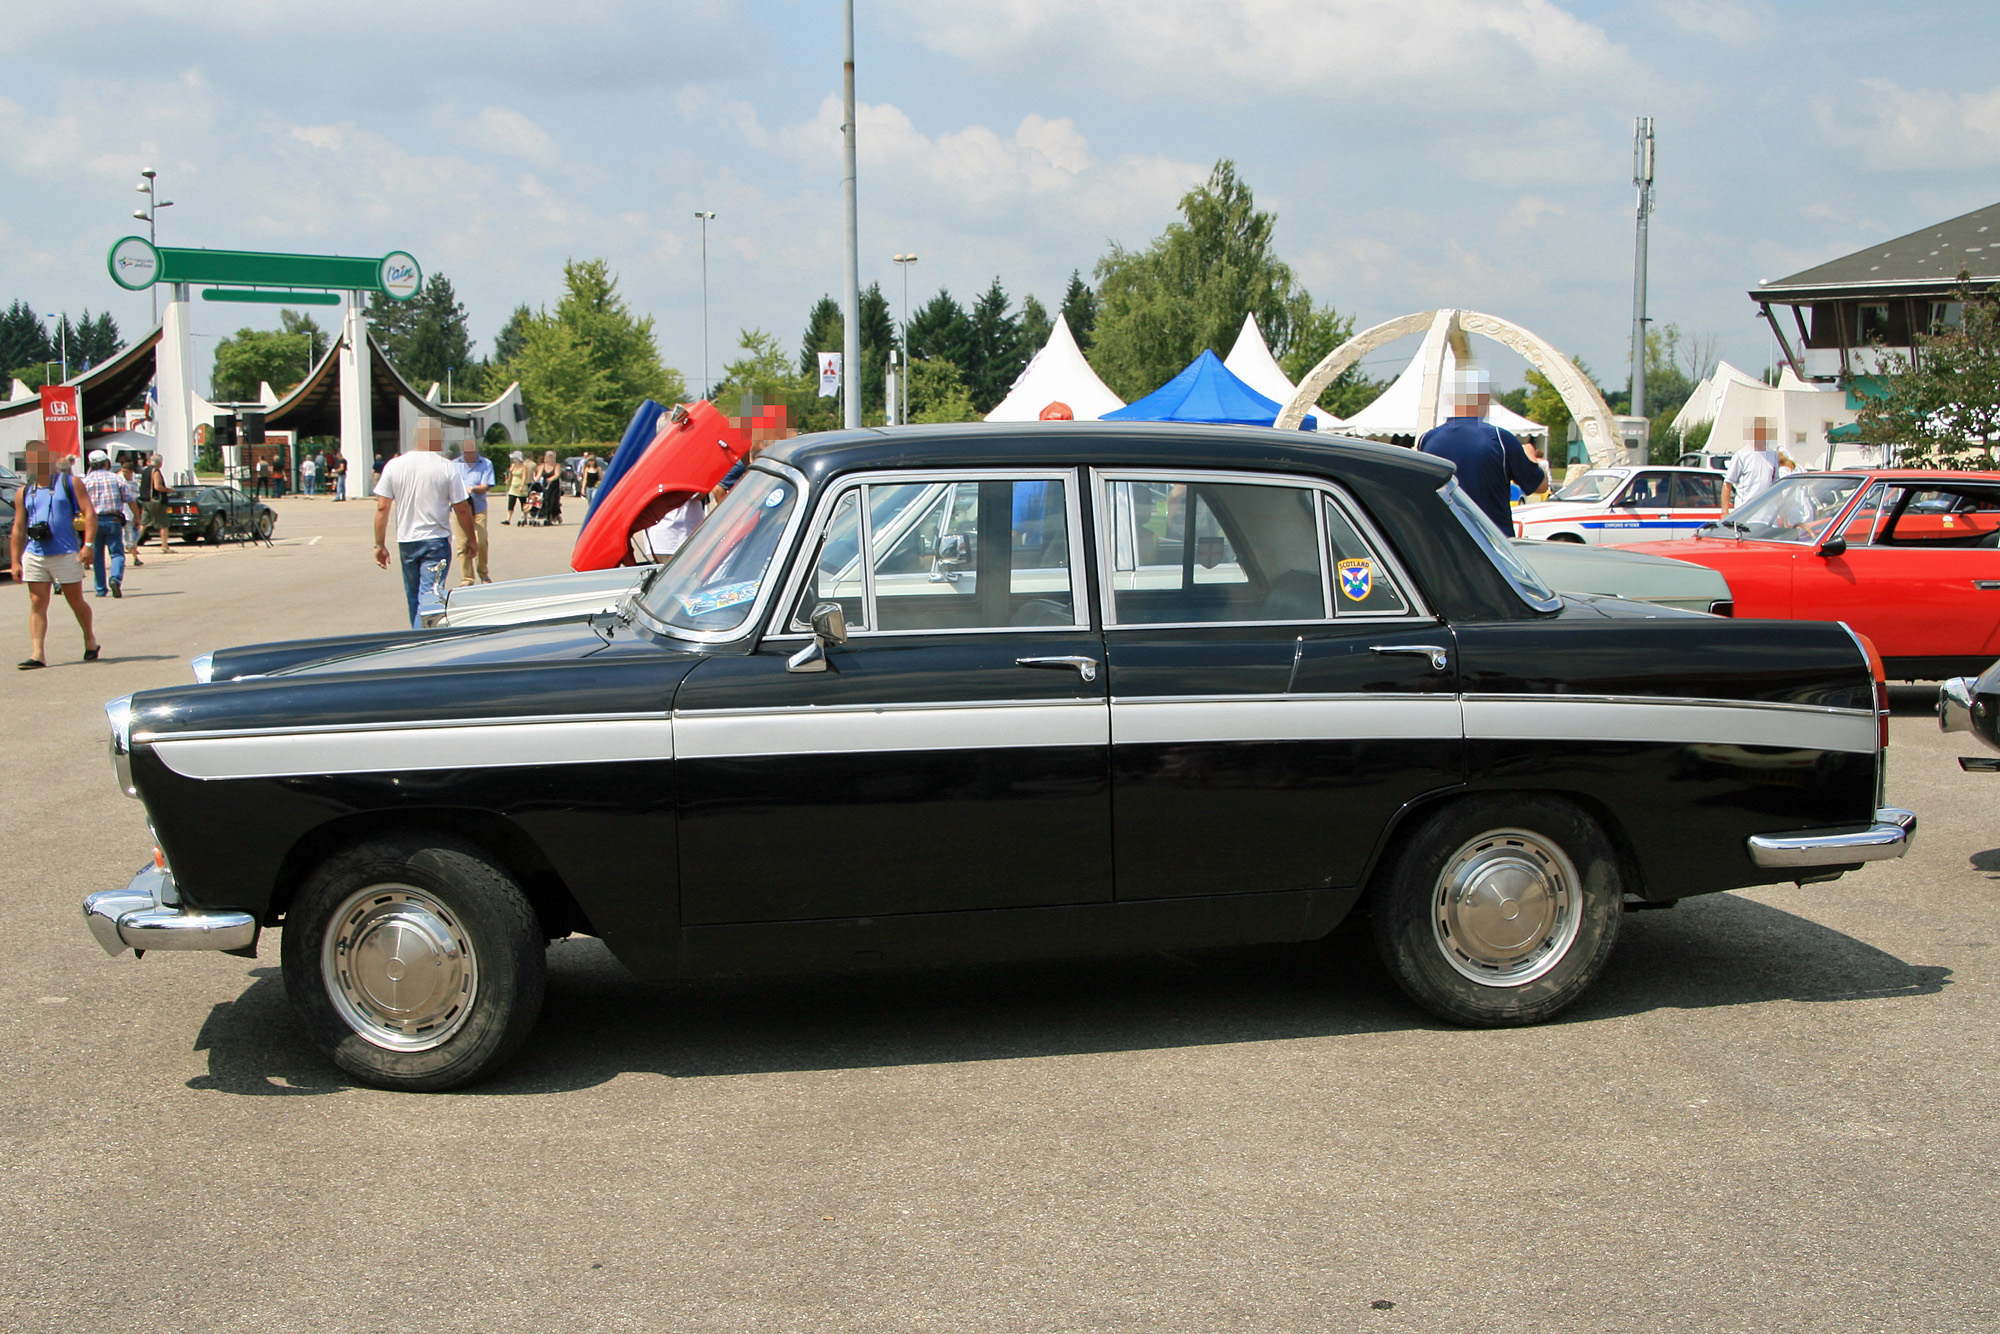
[[1, 495, 1993, 1333]]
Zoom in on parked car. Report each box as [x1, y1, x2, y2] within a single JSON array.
[[423, 534, 1733, 631], [1939, 659, 2000, 773], [1620, 469, 2000, 679], [87, 424, 1911, 1090], [1678, 451, 1732, 472], [145, 484, 277, 545], [1512, 465, 1724, 543], [0, 463, 19, 578]]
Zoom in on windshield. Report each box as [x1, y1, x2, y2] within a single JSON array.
[[1718, 474, 1864, 544], [1442, 480, 1561, 612], [1553, 469, 1627, 502], [634, 469, 799, 635]]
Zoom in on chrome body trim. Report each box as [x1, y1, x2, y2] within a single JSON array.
[[1462, 692, 1874, 719], [134, 709, 665, 745], [1463, 694, 1876, 754], [150, 717, 676, 780], [1747, 807, 1916, 869], [105, 695, 136, 798], [83, 865, 258, 956], [1939, 676, 1976, 735], [189, 652, 214, 683], [675, 698, 1108, 759]]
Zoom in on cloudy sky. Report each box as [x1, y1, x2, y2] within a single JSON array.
[[4, 0, 1998, 400]]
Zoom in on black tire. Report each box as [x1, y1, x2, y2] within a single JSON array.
[[204, 516, 223, 544], [1370, 795, 1622, 1027], [1547, 533, 1586, 544], [256, 511, 275, 539], [281, 835, 546, 1091]]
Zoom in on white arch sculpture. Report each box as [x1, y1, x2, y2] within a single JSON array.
[[1277, 308, 1623, 469]]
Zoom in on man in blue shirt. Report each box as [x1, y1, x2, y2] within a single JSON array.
[[1417, 366, 1545, 534], [451, 437, 496, 585]]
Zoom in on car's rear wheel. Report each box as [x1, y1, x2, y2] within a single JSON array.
[[203, 516, 223, 544], [281, 835, 545, 1091], [1371, 796, 1622, 1027], [1547, 533, 1585, 544]]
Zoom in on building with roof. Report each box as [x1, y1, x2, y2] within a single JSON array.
[[1751, 200, 2000, 388]]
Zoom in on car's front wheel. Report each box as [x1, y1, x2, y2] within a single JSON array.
[[281, 836, 546, 1091], [1371, 796, 1622, 1027], [255, 511, 275, 539]]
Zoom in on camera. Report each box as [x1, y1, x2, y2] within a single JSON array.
[[25, 519, 54, 544]]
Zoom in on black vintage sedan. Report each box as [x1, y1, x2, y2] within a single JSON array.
[[85, 425, 1914, 1090], [146, 484, 276, 545]]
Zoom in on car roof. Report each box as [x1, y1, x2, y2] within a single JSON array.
[[761, 422, 1457, 492]]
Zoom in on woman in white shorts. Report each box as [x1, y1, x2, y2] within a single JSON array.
[[8, 440, 100, 670]]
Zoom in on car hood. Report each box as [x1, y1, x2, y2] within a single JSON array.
[[1614, 535, 1798, 564], [1513, 499, 1598, 520], [1513, 538, 1730, 601], [439, 566, 652, 627], [274, 616, 628, 677]]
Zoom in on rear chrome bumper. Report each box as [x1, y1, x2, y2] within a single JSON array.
[[83, 865, 258, 957], [1747, 807, 1917, 870]]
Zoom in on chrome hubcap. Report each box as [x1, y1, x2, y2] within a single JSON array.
[[1431, 828, 1581, 987], [321, 884, 477, 1051]]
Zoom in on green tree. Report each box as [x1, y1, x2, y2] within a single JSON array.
[[797, 286, 898, 421], [210, 324, 321, 401], [508, 259, 685, 443], [1019, 294, 1054, 360], [909, 357, 978, 423], [0, 300, 52, 380], [966, 278, 1025, 413], [906, 290, 972, 370], [365, 287, 422, 366], [492, 304, 533, 365], [710, 328, 831, 431], [398, 274, 476, 390], [1855, 278, 2000, 468], [279, 309, 330, 364], [1090, 160, 1311, 399], [1059, 271, 1098, 350], [68, 311, 122, 369]]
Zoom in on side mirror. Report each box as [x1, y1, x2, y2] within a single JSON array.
[[787, 601, 848, 673], [929, 531, 970, 583], [1817, 536, 1848, 558]]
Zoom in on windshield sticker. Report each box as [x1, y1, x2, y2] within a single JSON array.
[[679, 580, 760, 617], [765, 487, 787, 507], [1337, 558, 1374, 601]]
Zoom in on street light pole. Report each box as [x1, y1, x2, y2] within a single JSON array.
[[695, 211, 716, 401], [1629, 117, 1655, 461], [893, 253, 918, 425], [840, 0, 861, 430], [133, 169, 174, 327]]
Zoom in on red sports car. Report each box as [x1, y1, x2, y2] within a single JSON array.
[[1619, 469, 2000, 680]]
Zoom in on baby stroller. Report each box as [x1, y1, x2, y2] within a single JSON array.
[[526, 473, 563, 526]]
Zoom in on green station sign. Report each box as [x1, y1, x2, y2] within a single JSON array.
[[107, 237, 421, 301]]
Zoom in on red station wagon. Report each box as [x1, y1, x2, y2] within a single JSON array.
[[1619, 469, 2000, 679]]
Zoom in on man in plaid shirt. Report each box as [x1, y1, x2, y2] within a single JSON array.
[[82, 450, 137, 599]]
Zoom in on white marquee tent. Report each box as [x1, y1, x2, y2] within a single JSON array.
[[1669, 361, 1866, 469], [985, 314, 1126, 422], [1337, 311, 1544, 441], [1221, 314, 1338, 430]]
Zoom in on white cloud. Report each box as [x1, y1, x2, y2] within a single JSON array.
[[1817, 79, 2000, 171], [1652, 0, 1776, 45], [878, 0, 1644, 107]]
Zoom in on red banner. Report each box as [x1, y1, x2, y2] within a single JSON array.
[[39, 386, 81, 459]]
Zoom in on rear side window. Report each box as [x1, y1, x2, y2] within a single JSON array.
[[1323, 498, 1411, 616], [1671, 473, 1721, 508], [1103, 478, 1325, 624], [1880, 487, 2000, 546]]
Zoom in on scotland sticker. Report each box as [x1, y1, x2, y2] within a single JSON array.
[[1337, 558, 1373, 601]]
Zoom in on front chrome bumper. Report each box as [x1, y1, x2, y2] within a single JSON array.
[[83, 865, 258, 957], [1939, 676, 1977, 736], [1747, 807, 1917, 870]]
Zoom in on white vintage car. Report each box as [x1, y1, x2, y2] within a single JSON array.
[[1513, 465, 1724, 544]]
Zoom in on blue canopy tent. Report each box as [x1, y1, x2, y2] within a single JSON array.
[[1101, 350, 1314, 429]]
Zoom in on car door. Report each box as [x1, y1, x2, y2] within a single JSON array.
[[1794, 481, 2000, 659], [1096, 470, 1462, 901], [1668, 470, 1723, 539], [673, 469, 1112, 925]]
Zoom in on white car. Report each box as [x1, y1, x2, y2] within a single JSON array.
[[1513, 465, 1724, 544]]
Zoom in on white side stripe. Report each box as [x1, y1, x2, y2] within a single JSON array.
[[1462, 697, 1876, 754], [152, 719, 676, 780], [1111, 695, 1460, 745], [676, 700, 1105, 760]]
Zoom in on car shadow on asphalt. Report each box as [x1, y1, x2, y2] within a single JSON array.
[[182, 893, 1949, 1097]]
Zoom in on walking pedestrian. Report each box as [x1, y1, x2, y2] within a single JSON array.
[[503, 450, 529, 524], [301, 454, 317, 496], [330, 452, 348, 502], [9, 440, 100, 668], [373, 423, 473, 629], [82, 448, 137, 598], [141, 452, 172, 557], [581, 452, 604, 506], [1416, 365, 1545, 533], [451, 438, 495, 585], [533, 451, 563, 524], [117, 456, 144, 566]]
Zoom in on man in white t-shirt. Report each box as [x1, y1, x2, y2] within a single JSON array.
[[1721, 417, 1782, 512], [373, 421, 473, 628]]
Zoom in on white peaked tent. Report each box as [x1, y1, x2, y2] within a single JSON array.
[[1338, 310, 1544, 440], [1670, 360, 1864, 468], [985, 313, 1126, 422], [1222, 314, 1337, 429]]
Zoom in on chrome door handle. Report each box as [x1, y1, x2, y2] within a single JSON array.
[[1370, 644, 1450, 672], [1017, 655, 1098, 683], [1976, 581, 2000, 591]]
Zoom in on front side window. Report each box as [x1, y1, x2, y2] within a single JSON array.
[[1722, 474, 1865, 544], [1879, 486, 2000, 546], [1554, 469, 1628, 503], [1622, 473, 1671, 508], [636, 469, 799, 635], [791, 475, 1080, 634], [1104, 477, 1327, 624]]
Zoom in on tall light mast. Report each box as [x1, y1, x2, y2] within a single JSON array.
[[1629, 117, 1655, 453], [840, 0, 861, 429]]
